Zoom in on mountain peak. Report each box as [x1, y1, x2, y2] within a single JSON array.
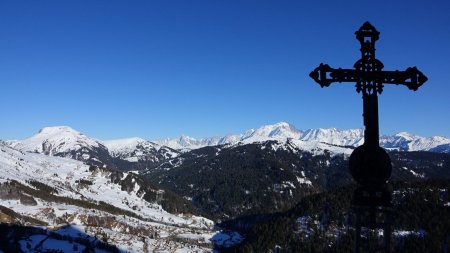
[[260, 122, 297, 130], [272, 121, 294, 127], [38, 126, 81, 135], [244, 122, 302, 142], [395, 132, 415, 140], [179, 135, 195, 141]]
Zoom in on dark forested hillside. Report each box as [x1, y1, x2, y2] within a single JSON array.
[[145, 141, 335, 219], [219, 179, 450, 253], [144, 141, 450, 220]]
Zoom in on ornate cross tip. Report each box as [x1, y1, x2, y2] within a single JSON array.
[[355, 21, 380, 44], [309, 63, 333, 88], [404, 67, 428, 91]]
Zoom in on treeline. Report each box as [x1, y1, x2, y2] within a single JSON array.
[[3, 180, 143, 220]]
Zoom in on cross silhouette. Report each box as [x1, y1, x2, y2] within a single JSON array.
[[310, 22, 428, 188]]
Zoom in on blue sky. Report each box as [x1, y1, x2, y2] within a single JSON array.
[[1, 0, 449, 140]]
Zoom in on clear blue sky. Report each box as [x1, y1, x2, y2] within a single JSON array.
[[1, 0, 449, 140]]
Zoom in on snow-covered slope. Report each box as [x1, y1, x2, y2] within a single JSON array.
[[0, 143, 233, 252], [0, 143, 210, 227]]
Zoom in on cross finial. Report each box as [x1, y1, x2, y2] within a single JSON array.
[[355, 21, 379, 46]]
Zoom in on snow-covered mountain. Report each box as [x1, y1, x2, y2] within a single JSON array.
[[155, 135, 226, 151], [7, 127, 181, 169], [155, 122, 303, 150], [300, 128, 365, 147], [103, 137, 179, 163], [380, 132, 450, 151], [8, 126, 113, 167], [8, 126, 102, 155], [240, 122, 302, 143], [0, 142, 239, 252], [155, 122, 450, 153]]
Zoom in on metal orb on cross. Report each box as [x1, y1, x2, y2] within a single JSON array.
[[310, 22, 427, 189]]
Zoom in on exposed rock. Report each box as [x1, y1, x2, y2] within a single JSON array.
[[0, 183, 37, 206]]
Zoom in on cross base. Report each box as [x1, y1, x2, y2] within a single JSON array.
[[352, 185, 394, 253]]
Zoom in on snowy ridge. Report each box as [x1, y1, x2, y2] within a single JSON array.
[[156, 135, 225, 151], [103, 137, 150, 155], [380, 132, 450, 151], [300, 128, 365, 147], [155, 122, 303, 150]]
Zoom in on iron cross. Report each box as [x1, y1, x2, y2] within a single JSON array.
[[310, 22, 428, 187]]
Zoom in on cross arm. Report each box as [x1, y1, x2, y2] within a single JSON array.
[[377, 67, 427, 91], [310, 64, 428, 91]]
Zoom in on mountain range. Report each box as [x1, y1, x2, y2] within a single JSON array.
[[4, 122, 450, 164], [156, 122, 450, 152]]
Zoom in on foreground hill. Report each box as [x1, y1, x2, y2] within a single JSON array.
[[0, 143, 233, 252]]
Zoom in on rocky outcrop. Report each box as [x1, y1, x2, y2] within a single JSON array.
[[0, 183, 37, 206]]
